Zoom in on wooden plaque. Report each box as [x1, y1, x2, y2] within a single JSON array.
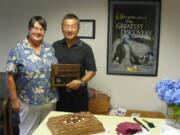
[[51, 64, 80, 88]]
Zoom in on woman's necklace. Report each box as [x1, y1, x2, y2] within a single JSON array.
[[33, 45, 41, 55], [28, 39, 42, 55]]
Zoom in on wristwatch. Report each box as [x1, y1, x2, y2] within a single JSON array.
[[80, 80, 86, 86]]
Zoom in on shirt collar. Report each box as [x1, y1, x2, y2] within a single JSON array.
[[23, 38, 45, 49], [62, 38, 81, 47]]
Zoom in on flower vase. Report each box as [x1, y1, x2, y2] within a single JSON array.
[[166, 104, 180, 129]]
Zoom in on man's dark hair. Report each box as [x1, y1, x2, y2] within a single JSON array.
[[61, 13, 80, 26], [28, 16, 47, 31]]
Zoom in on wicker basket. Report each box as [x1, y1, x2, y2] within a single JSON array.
[[88, 88, 110, 114]]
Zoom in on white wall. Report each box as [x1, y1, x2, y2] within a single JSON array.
[[1, 0, 180, 114]]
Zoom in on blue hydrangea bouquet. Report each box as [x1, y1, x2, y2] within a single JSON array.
[[155, 79, 180, 129]]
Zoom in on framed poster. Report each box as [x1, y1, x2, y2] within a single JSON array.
[[78, 20, 95, 39], [107, 0, 161, 76]]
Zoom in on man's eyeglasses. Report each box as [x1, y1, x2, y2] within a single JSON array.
[[63, 25, 79, 30]]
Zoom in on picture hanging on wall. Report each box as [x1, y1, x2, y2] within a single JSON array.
[[107, 0, 161, 76], [78, 20, 95, 39]]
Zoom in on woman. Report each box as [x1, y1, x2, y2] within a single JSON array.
[[6, 16, 57, 135]]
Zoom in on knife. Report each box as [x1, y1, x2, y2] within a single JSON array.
[[133, 118, 149, 131]]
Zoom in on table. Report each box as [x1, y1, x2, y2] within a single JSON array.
[[125, 110, 166, 118], [32, 111, 168, 135]]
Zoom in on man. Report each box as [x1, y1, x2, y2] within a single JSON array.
[[52, 13, 97, 112], [6, 16, 57, 135]]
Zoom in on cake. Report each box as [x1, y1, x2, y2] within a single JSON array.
[[47, 112, 105, 135]]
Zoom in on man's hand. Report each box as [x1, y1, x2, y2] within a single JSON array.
[[66, 80, 82, 90]]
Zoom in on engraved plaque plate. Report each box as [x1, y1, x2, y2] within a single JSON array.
[[51, 64, 80, 88]]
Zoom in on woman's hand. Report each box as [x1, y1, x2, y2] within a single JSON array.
[[11, 98, 20, 112]]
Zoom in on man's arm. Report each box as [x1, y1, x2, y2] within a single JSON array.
[[81, 71, 96, 83], [7, 72, 20, 112]]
